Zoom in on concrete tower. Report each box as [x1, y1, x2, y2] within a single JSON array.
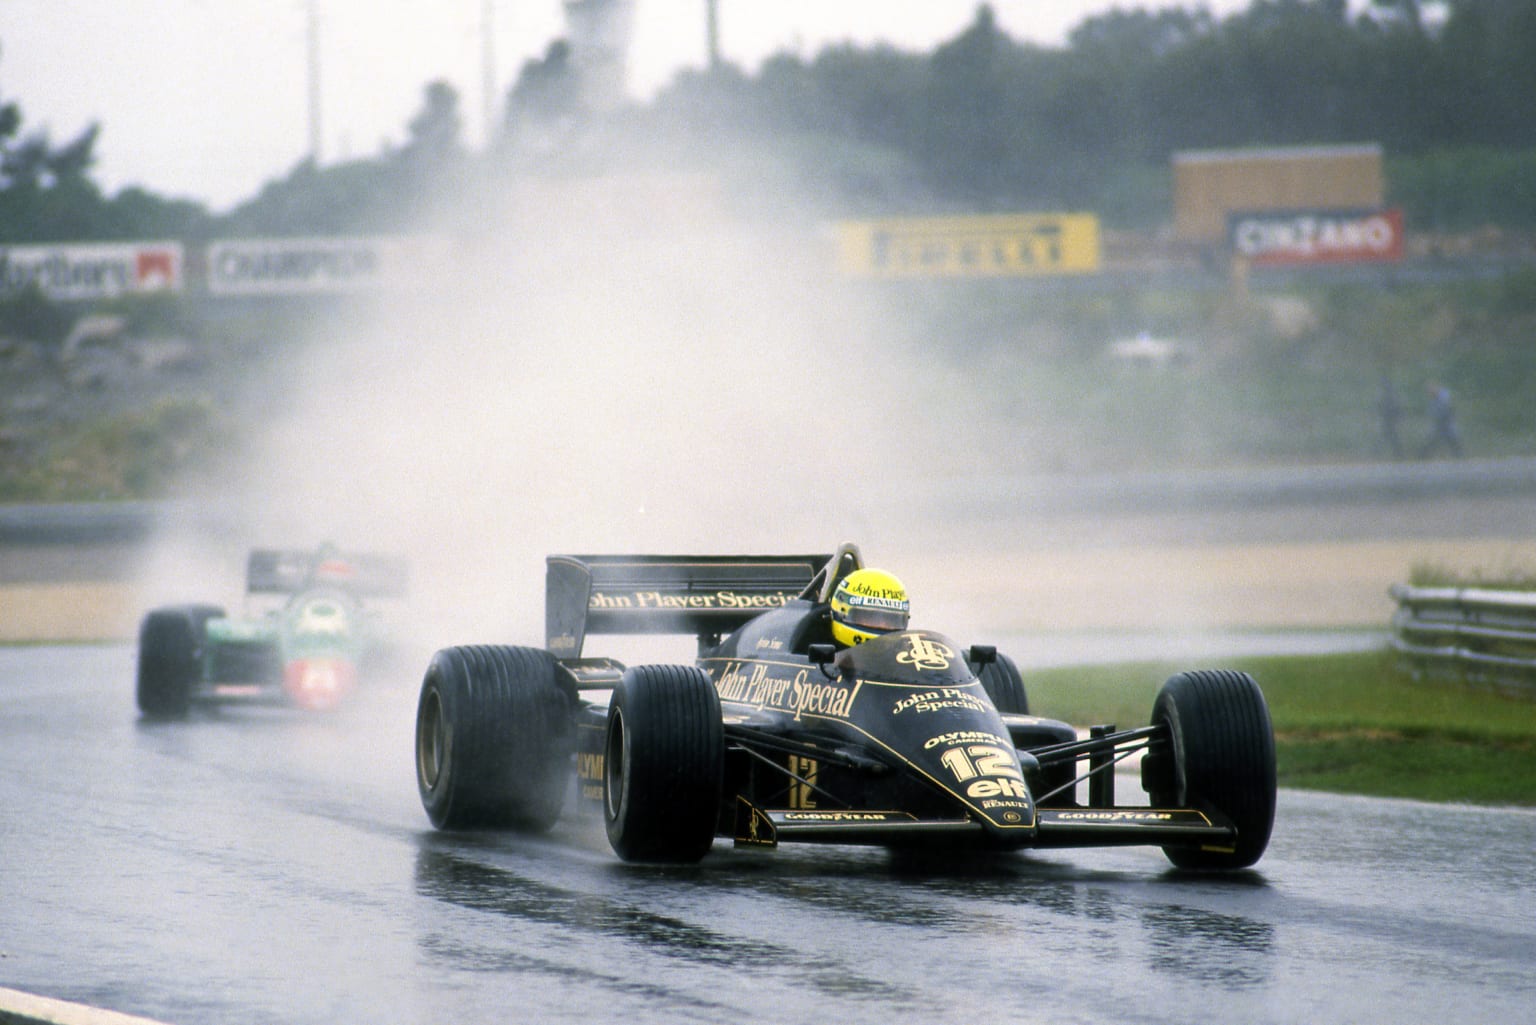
[[562, 0, 636, 111]]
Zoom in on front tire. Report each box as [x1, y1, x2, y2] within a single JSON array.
[[977, 651, 1029, 714], [604, 665, 723, 863], [136, 604, 222, 719], [415, 645, 574, 832], [1143, 670, 1276, 870]]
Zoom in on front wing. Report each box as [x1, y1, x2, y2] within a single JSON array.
[[732, 797, 1237, 852], [719, 719, 1242, 856]]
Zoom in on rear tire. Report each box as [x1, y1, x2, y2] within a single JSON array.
[[977, 652, 1029, 714], [1144, 670, 1276, 870], [136, 604, 222, 719], [415, 645, 575, 832], [604, 664, 723, 863]]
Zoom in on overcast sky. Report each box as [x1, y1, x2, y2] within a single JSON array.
[[1, 1, 1250, 211]]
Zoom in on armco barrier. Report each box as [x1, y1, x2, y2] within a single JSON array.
[[1389, 582, 1536, 694]]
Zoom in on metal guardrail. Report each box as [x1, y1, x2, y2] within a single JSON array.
[[0, 501, 244, 545], [1389, 582, 1536, 693], [7, 457, 1536, 544], [0, 501, 160, 543]]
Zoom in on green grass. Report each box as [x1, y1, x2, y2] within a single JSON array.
[[1024, 649, 1536, 806], [1409, 560, 1536, 590], [0, 396, 237, 502]]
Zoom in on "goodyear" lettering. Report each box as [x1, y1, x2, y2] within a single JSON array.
[[1054, 811, 1174, 822]]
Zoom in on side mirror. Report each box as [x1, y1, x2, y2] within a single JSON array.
[[807, 643, 839, 680], [968, 644, 997, 667]]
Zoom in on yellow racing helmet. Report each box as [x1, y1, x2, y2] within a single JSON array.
[[829, 568, 910, 646]]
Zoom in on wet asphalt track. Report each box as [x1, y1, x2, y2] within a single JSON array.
[[3, 642, 1534, 1025]]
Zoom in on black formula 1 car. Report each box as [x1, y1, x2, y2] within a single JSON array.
[[414, 544, 1276, 868], [136, 545, 408, 718]]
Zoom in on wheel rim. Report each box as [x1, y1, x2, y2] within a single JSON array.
[[1164, 712, 1187, 804], [603, 708, 627, 823], [417, 687, 445, 790]]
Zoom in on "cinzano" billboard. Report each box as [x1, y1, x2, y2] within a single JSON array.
[[1229, 208, 1404, 266]]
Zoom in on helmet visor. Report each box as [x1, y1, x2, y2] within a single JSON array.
[[843, 600, 909, 634]]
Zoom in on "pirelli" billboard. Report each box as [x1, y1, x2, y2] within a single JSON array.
[[836, 213, 1101, 278]]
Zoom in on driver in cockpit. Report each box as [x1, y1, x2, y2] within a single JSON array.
[[828, 568, 911, 647]]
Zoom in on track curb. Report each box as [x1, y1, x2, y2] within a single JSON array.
[[0, 988, 171, 1025]]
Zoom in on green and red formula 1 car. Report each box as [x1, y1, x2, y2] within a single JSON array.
[[414, 543, 1276, 868], [136, 544, 408, 717]]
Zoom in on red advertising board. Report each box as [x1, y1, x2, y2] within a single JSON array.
[[1229, 208, 1404, 266]]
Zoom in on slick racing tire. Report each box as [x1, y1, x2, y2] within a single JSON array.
[[976, 654, 1081, 804], [416, 645, 575, 832], [604, 664, 724, 863], [1143, 670, 1276, 870], [977, 651, 1029, 715], [136, 604, 222, 719]]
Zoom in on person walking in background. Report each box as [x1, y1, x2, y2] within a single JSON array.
[[1377, 374, 1404, 459], [1420, 380, 1464, 458]]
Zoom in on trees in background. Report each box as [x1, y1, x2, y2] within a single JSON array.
[[4, 0, 1536, 240], [0, 57, 209, 243], [627, 0, 1536, 226]]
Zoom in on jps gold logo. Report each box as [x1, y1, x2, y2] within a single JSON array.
[[896, 635, 954, 671]]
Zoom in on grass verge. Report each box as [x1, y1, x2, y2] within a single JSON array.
[[1023, 648, 1536, 807]]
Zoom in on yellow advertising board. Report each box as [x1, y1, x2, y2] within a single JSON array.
[[1172, 144, 1383, 244], [836, 213, 1100, 278]]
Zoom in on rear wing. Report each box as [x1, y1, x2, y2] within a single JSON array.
[[246, 548, 409, 598], [545, 553, 833, 657]]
